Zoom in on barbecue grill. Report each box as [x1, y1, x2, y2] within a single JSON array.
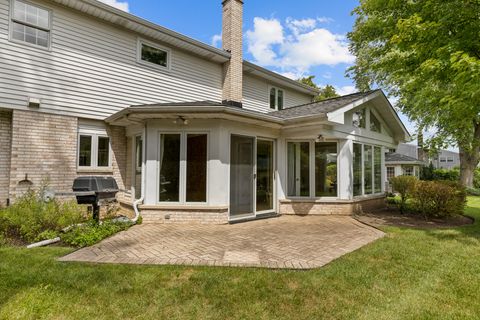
[[72, 176, 119, 222]]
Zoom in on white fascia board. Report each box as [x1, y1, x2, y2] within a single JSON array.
[[325, 91, 381, 125]]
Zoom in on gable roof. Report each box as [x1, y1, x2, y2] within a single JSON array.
[[49, 0, 317, 96], [269, 91, 376, 119], [385, 152, 423, 164]]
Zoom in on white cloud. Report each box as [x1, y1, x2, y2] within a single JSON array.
[[335, 85, 357, 96], [246, 17, 354, 76], [317, 17, 334, 24], [98, 0, 129, 12], [246, 17, 284, 66], [211, 34, 222, 48], [322, 72, 332, 79]]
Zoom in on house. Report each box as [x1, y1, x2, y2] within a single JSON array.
[[430, 150, 460, 170], [0, 0, 410, 223], [385, 152, 423, 185]]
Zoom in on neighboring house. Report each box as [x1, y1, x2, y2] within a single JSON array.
[[430, 150, 461, 170], [0, 0, 410, 223], [385, 152, 423, 182]]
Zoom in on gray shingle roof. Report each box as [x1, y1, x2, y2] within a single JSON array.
[[268, 90, 378, 119], [385, 152, 421, 163]]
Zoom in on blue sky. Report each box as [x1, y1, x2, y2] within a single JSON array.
[[100, 0, 418, 138]]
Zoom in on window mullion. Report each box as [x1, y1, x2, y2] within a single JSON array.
[[12, 19, 50, 32], [92, 135, 98, 168]]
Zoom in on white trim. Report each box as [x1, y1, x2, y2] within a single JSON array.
[[136, 38, 172, 72]]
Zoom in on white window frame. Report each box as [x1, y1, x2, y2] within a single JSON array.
[[352, 142, 385, 197], [268, 86, 285, 110], [77, 129, 112, 170], [286, 139, 339, 200], [386, 166, 395, 180], [137, 38, 172, 71], [9, 0, 52, 50], [157, 131, 209, 205]]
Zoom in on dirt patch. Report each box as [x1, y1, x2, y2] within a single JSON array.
[[356, 207, 474, 229]]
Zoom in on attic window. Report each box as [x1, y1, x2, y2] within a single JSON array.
[[352, 108, 366, 128], [269, 87, 284, 110], [370, 111, 381, 132], [11, 0, 51, 48], [138, 40, 170, 70]]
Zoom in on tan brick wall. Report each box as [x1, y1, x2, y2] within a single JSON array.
[[8, 110, 127, 201], [9, 110, 78, 198], [0, 110, 12, 206], [140, 206, 229, 225], [279, 197, 386, 216], [222, 0, 243, 104]]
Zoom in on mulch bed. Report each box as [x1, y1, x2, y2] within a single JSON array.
[[356, 206, 474, 229]]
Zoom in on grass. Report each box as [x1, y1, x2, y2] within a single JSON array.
[[1, 198, 480, 320]]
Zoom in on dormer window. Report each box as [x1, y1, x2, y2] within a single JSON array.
[[137, 39, 171, 70], [269, 87, 284, 110], [11, 0, 51, 49]]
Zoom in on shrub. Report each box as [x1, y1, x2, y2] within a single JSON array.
[[432, 168, 460, 181], [474, 168, 480, 189], [62, 220, 133, 248], [466, 187, 480, 196], [0, 189, 86, 243], [390, 175, 417, 214], [412, 180, 466, 219]]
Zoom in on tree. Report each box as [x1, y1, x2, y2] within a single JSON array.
[[347, 0, 480, 187], [298, 76, 340, 101]]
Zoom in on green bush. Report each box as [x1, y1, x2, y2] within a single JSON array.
[[62, 220, 133, 248], [474, 168, 480, 189], [0, 189, 86, 243], [412, 180, 467, 219], [432, 168, 460, 181], [390, 175, 417, 214], [466, 187, 480, 196]]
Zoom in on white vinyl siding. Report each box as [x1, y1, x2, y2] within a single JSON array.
[[243, 74, 312, 113], [0, 0, 223, 119]]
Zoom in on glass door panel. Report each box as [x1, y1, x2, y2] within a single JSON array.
[[230, 135, 255, 218], [159, 134, 181, 202], [256, 140, 274, 212], [134, 135, 142, 199], [287, 142, 310, 197]]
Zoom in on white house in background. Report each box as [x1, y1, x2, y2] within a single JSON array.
[[0, 0, 410, 223], [385, 152, 423, 181], [431, 150, 461, 170]]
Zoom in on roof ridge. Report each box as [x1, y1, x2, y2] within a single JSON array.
[[269, 89, 378, 114]]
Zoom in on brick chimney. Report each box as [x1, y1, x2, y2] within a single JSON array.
[[222, 0, 243, 108]]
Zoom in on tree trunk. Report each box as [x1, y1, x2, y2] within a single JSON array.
[[459, 122, 480, 188]]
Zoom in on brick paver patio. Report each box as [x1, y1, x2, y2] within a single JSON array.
[[59, 215, 384, 269]]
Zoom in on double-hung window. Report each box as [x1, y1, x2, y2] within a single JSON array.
[[269, 87, 284, 110], [78, 131, 111, 169], [159, 133, 208, 203], [11, 0, 51, 48]]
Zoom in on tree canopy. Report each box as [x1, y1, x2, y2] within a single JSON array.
[[298, 76, 340, 101], [348, 0, 480, 186]]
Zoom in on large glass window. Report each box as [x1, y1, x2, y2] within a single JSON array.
[[370, 111, 381, 133], [287, 142, 310, 197], [352, 108, 366, 128], [315, 142, 337, 197], [11, 0, 50, 48], [159, 134, 181, 202], [374, 146, 382, 193], [353, 143, 363, 196], [186, 134, 207, 202], [256, 140, 274, 211], [364, 145, 373, 194], [78, 133, 110, 169]]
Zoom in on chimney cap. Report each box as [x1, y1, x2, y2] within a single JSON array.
[[222, 0, 243, 5]]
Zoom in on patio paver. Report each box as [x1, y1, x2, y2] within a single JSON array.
[[59, 215, 384, 269]]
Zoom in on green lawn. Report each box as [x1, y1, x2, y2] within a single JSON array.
[[1, 198, 480, 320]]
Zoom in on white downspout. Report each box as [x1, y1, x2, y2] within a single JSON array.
[[132, 123, 147, 223]]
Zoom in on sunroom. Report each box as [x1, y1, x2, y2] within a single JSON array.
[[106, 90, 410, 224]]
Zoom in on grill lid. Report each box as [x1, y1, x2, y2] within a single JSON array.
[[73, 176, 119, 192]]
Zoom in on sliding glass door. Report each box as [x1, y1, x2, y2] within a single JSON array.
[[230, 136, 275, 219], [230, 135, 255, 218]]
